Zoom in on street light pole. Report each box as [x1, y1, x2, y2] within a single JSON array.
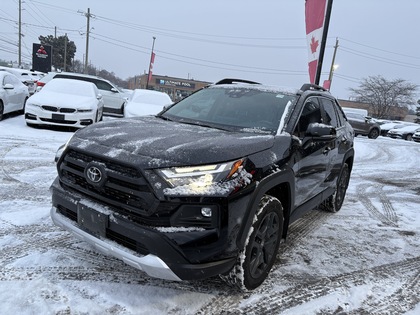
[[146, 36, 156, 89], [327, 38, 339, 90]]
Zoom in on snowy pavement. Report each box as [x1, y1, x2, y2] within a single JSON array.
[[0, 114, 419, 314]]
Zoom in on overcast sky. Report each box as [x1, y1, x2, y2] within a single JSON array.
[[1, 0, 419, 100]]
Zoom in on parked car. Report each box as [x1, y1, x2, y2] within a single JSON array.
[[387, 125, 420, 141], [124, 89, 172, 118], [37, 72, 128, 116], [25, 78, 104, 128], [412, 130, 420, 142], [0, 71, 30, 120], [343, 111, 380, 139], [380, 122, 417, 137], [0, 66, 36, 94], [51, 79, 355, 289]]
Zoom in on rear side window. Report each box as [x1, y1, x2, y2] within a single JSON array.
[[319, 98, 339, 127], [54, 74, 114, 92]]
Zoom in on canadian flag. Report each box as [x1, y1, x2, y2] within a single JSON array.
[[148, 52, 156, 83], [305, 0, 328, 84]]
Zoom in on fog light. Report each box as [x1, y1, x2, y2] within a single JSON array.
[[201, 207, 212, 217]]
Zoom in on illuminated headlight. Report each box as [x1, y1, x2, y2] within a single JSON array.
[[158, 159, 245, 189]]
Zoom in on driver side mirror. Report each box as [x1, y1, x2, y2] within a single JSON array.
[[3, 83, 14, 90], [306, 123, 336, 140]]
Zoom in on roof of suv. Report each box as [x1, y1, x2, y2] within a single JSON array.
[[212, 78, 331, 97]]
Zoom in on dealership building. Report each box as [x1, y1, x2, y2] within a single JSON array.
[[129, 74, 211, 101]]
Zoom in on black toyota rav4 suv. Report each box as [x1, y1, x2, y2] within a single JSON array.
[[51, 79, 354, 290]]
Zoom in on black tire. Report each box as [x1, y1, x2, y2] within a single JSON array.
[[19, 97, 28, 115], [368, 128, 379, 139], [222, 195, 284, 290], [0, 101, 4, 121], [321, 163, 350, 212]]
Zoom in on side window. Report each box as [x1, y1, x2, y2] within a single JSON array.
[[94, 80, 113, 91], [335, 102, 347, 125], [4, 74, 18, 85], [294, 97, 322, 138], [319, 98, 339, 127]]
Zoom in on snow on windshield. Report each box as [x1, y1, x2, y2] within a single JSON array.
[[163, 85, 297, 134], [42, 78, 96, 97]]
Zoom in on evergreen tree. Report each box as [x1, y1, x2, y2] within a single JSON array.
[[38, 35, 76, 71]]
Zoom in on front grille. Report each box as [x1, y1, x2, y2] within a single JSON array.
[[40, 118, 76, 124], [106, 229, 149, 255], [42, 105, 58, 112], [60, 108, 77, 113], [60, 149, 159, 216], [41, 105, 77, 113]]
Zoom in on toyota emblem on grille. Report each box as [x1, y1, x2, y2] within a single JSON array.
[[84, 163, 107, 187], [86, 166, 102, 183]]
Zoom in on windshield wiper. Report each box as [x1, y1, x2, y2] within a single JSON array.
[[156, 114, 173, 121], [179, 120, 231, 132]]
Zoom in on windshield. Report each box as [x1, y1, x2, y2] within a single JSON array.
[[161, 85, 296, 134]]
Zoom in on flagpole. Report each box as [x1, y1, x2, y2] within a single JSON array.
[[146, 36, 156, 90], [315, 0, 333, 86]]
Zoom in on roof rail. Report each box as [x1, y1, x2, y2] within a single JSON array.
[[300, 83, 327, 92], [215, 78, 261, 85]]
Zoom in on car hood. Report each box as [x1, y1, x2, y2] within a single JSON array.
[[68, 116, 276, 168], [28, 91, 95, 108]]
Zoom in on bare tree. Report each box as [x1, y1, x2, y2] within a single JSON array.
[[349, 75, 418, 118]]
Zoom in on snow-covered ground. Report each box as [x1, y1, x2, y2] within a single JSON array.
[[1, 114, 419, 314]]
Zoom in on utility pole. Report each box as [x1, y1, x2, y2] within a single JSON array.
[[80, 8, 93, 74], [18, 0, 22, 67], [327, 38, 339, 90], [63, 33, 67, 71]]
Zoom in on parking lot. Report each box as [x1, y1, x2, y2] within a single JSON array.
[[0, 114, 419, 314]]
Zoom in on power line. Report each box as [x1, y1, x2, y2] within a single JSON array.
[[91, 32, 309, 76], [340, 37, 420, 61], [340, 46, 420, 70]]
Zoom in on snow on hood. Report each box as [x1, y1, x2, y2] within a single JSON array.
[[70, 116, 276, 168], [28, 91, 95, 108]]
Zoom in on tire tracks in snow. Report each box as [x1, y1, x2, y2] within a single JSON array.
[[195, 256, 420, 314], [356, 182, 398, 228]]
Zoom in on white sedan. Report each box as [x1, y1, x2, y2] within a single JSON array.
[[124, 89, 172, 118], [387, 125, 420, 141], [25, 78, 104, 128], [0, 70, 29, 121]]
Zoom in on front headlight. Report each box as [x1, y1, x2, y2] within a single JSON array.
[[27, 102, 41, 108], [157, 159, 252, 195], [54, 134, 74, 162]]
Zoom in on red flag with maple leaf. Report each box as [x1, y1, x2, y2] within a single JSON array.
[[148, 52, 156, 83], [305, 0, 328, 84]]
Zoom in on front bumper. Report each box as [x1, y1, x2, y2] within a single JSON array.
[[25, 105, 96, 128], [50, 178, 237, 281], [51, 205, 182, 281]]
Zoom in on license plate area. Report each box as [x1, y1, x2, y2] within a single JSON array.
[[77, 203, 108, 237], [52, 113, 65, 120]]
